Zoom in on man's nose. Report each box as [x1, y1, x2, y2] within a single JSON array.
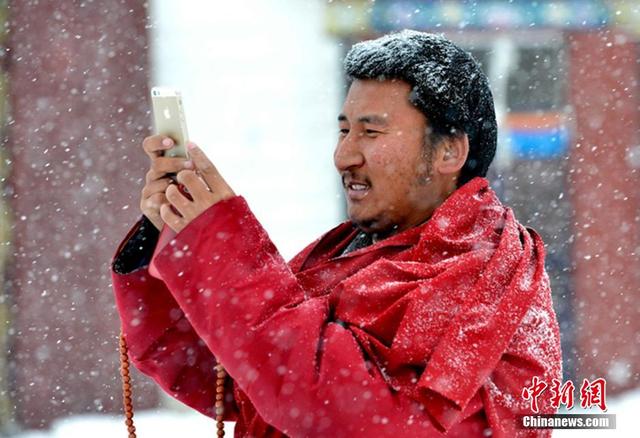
[[334, 132, 364, 172]]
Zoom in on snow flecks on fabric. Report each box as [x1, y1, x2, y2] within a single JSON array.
[[435, 216, 450, 231], [456, 316, 490, 342], [485, 378, 524, 411], [515, 305, 557, 374]]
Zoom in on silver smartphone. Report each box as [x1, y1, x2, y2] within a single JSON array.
[[151, 87, 189, 159]]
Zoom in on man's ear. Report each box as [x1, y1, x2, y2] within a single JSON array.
[[434, 133, 469, 175]]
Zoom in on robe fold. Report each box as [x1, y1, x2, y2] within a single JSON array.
[[111, 177, 562, 437]]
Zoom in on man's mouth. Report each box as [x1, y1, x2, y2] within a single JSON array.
[[346, 181, 371, 201]]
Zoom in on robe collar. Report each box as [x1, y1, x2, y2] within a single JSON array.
[[296, 177, 490, 271]]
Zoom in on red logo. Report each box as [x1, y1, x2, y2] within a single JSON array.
[[521, 376, 548, 413], [549, 378, 575, 410], [522, 377, 607, 413], [580, 378, 607, 411]]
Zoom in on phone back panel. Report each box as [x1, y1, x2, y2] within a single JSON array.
[[151, 94, 189, 158]]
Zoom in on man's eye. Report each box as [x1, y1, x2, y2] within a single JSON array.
[[339, 129, 349, 135], [365, 129, 380, 135]]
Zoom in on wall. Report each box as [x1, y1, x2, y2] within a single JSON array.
[[5, 0, 158, 429], [568, 29, 640, 392]]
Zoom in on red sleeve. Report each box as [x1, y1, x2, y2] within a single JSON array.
[[111, 218, 238, 420], [153, 197, 446, 437]]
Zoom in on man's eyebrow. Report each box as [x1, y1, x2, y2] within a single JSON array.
[[337, 114, 388, 125]]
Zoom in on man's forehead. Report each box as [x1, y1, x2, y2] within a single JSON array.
[[340, 79, 413, 113], [337, 113, 389, 125], [347, 77, 412, 95]]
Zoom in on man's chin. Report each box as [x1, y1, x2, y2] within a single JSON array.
[[350, 214, 392, 235]]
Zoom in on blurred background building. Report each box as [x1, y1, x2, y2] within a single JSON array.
[[0, 0, 638, 434]]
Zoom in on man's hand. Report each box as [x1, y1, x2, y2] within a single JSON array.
[[160, 142, 236, 233], [140, 135, 194, 231]]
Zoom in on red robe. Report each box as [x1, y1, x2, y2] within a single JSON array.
[[112, 177, 562, 437]]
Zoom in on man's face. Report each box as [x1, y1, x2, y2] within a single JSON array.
[[335, 78, 446, 236]]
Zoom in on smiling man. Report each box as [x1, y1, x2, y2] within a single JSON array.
[[336, 78, 462, 241], [112, 30, 562, 437]]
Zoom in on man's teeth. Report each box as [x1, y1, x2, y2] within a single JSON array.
[[350, 183, 369, 190]]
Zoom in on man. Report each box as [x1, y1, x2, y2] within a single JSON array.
[[112, 30, 562, 437]]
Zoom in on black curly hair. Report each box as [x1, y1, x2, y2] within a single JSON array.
[[344, 30, 497, 187]]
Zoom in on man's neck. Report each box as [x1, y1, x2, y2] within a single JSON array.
[[370, 214, 434, 244]]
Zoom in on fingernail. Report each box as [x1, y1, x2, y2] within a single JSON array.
[[184, 160, 194, 169], [162, 138, 173, 147], [187, 141, 197, 150]]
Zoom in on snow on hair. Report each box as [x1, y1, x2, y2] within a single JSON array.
[[344, 29, 498, 186]]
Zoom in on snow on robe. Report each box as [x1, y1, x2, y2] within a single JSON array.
[[111, 177, 562, 437]]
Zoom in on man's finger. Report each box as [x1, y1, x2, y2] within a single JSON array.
[[150, 156, 193, 176], [160, 203, 186, 233], [165, 183, 193, 218], [142, 135, 175, 159], [186, 142, 230, 194], [142, 192, 168, 212], [142, 177, 172, 198], [176, 170, 211, 202]]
